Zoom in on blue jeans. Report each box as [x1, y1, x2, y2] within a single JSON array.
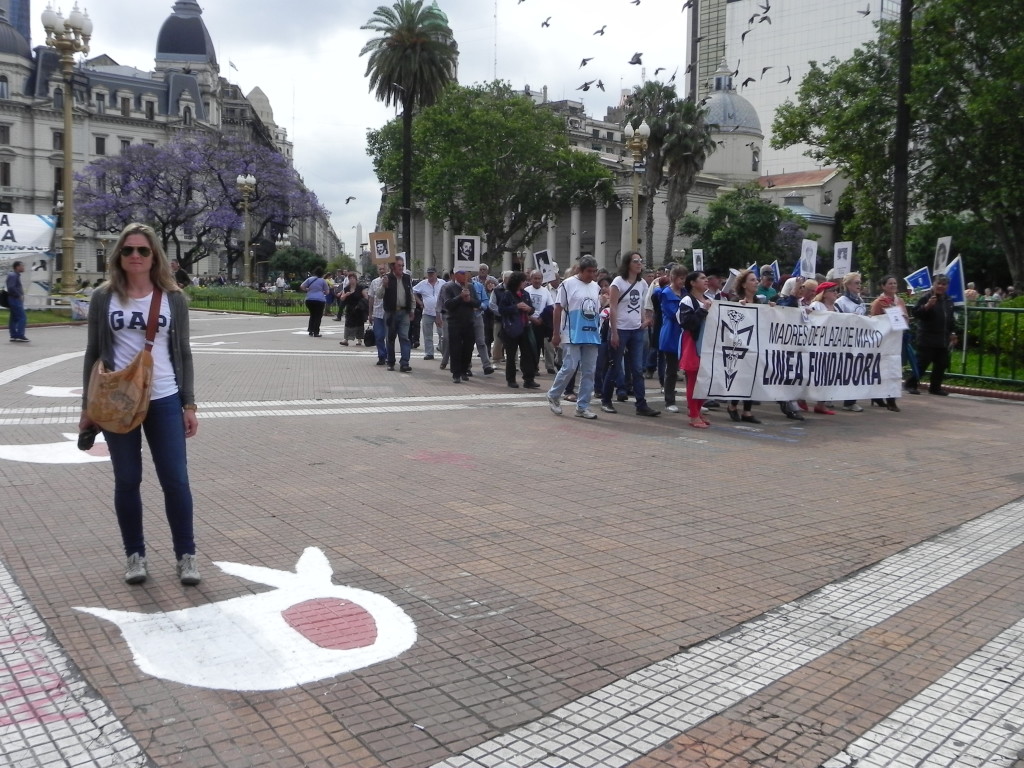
[[372, 316, 387, 361], [7, 297, 26, 339], [103, 394, 195, 559], [603, 327, 648, 409], [385, 310, 411, 366], [548, 344, 599, 411]]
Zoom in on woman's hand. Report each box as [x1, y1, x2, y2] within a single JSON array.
[[78, 412, 96, 432], [183, 409, 199, 439]]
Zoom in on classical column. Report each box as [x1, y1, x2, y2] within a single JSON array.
[[619, 201, 632, 268], [423, 218, 434, 274], [546, 216, 557, 265], [442, 220, 452, 275], [502, 249, 513, 273], [594, 204, 607, 270], [569, 205, 581, 264]]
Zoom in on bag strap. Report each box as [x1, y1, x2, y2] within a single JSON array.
[[144, 288, 162, 350], [617, 278, 639, 304]]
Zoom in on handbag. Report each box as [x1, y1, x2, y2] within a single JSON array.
[[363, 324, 376, 346], [85, 288, 162, 434], [0, 288, 8, 308]]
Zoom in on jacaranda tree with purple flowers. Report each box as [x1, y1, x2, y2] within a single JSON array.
[[76, 134, 327, 278]]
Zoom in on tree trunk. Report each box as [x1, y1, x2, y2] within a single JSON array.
[[644, 192, 656, 267], [401, 96, 414, 259], [888, 0, 913, 277], [991, 213, 1024, 289]]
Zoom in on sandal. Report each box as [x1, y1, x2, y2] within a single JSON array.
[[563, 393, 577, 402], [741, 413, 761, 424], [690, 418, 709, 429]]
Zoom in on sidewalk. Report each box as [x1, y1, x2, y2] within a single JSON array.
[[2, 313, 1023, 767]]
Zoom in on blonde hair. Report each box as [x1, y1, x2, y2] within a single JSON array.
[[841, 271, 861, 290], [103, 223, 180, 302]]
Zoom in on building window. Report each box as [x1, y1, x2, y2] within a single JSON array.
[[0, 161, 11, 187], [145, 101, 155, 120], [0, 76, 8, 100], [606, 131, 614, 141], [0, 201, 12, 213], [95, 136, 106, 155], [0, 125, 10, 145], [121, 139, 131, 153], [54, 166, 62, 192], [143, 141, 155, 148], [183, 106, 193, 126], [53, 131, 63, 150], [95, 93, 105, 114], [751, 149, 760, 173], [591, 144, 602, 152], [591, 128, 599, 138], [120, 97, 130, 117], [54, 88, 63, 110], [96, 249, 106, 272]]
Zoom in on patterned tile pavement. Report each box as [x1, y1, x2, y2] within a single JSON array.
[[1, 312, 1024, 767]]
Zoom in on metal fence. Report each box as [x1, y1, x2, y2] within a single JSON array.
[[186, 294, 311, 316], [953, 306, 1024, 385]]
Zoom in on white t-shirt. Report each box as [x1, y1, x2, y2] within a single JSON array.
[[108, 292, 177, 400], [413, 278, 445, 316], [610, 276, 648, 330], [369, 276, 385, 319], [555, 276, 601, 345], [524, 284, 552, 319]]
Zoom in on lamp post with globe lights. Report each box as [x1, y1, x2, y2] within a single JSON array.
[[235, 173, 256, 285], [623, 119, 650, 260], [41, 3, 92, 295]]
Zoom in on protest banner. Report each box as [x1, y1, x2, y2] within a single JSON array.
[[933, 236, 952, 274], [904, 266, 932, 294], [695, 302, 903, 402]]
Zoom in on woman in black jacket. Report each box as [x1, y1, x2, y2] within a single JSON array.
[[497, 271, 538, 389]]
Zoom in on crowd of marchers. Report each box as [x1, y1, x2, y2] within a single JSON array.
[[306, 255, 959, 427]]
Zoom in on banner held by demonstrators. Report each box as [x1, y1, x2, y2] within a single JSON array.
[[695, 302, 903, 403]]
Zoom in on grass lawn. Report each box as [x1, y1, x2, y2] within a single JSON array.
[[0, 309, 79, 325]]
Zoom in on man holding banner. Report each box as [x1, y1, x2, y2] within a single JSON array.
[[905, 273, 956, 396]]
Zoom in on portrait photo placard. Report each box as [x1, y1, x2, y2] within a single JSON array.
[[454, 235, 481, 271], [370, 231, 397, 265]]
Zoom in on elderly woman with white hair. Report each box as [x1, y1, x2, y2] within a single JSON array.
[[835, 272, 866, 412]]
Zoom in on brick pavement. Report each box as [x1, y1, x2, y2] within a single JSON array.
[[1, 312, 1024, 767]]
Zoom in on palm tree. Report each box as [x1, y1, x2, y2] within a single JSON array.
[[624, 81, 680, 266], [361, 0, 457, 256], [662, 100, 716, 265]]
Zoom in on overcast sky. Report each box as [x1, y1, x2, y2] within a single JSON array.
[[35, 0, 689, 253]]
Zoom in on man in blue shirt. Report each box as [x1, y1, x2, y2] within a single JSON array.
[[6, 260, 28, 342]]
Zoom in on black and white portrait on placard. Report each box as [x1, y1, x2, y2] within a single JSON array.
[[454, 236, 480, 270], [369, 231, 396, 265], [933, 236, 952, 275]]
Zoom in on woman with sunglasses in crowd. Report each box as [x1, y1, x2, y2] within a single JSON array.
[[80, 223, 201, 587], [678, 271, 712, 428]]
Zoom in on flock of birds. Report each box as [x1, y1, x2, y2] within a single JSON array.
[[522, 0, 876, 99]]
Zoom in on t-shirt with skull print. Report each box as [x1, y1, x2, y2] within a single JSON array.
[[609, 275, 649, 331]]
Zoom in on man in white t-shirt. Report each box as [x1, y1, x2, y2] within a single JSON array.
[[413, 267, 446, 360], [524, 269, 553, 374], [366, 264, 388, 365], [546, 257, 601, 419], [600, 252, 659, 416]]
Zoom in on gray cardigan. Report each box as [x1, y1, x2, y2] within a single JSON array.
[[82, 286, 195, 406]]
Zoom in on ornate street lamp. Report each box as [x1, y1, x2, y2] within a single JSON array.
[[41, 3, 92, 295], [235, 173, 256, 285], [623, 119, 651, 260]]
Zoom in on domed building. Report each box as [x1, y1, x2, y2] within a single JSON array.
[[0, 0, 339, 288], [702, 59, 764, 187]]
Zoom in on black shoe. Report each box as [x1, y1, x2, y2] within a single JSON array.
[[785, 409, 805, 421], [741, 413, 762, 424], [929, 389, 949, 396], [453, 376, 462, 383], [461, 375, 469, 382], [508, 381, 520, 388], [546, 368, 557, 374], [636, 406, 660, 417], [600, 401, 617, 414], [466, 370, 474, 377], [728, 409, 741, 422], [412, 342, 420, 349], [523, 380, 541, 389], [376, 359, 386, 366], [400, 364, 412, 372], [386, 364, 395, 371], [424, 355, 435, 360], [440, 362, 448, 369], [483, 366, 495, 375], [617, 394, 629, 402]]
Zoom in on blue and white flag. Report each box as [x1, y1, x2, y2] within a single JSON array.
[[943, 256, 966, 306], [769, 260, 781, 284], [904, 266, 932, 294], [748, 263, 759, 278]]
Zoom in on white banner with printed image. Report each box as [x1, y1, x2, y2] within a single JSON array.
[[695, 302, 903, 402]]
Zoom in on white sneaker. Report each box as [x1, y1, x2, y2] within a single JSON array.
[[124, 553, 147, 585], [575, 409, 597, 420], [176, 553, 201, 586], [547, 396, 563, 415], [666, 404, 679, 413]]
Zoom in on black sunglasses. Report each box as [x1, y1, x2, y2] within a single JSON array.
[[120, 245, 152, 258]]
